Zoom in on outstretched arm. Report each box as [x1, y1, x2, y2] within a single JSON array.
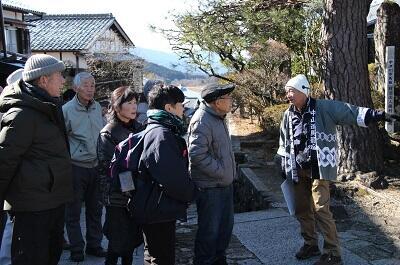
[[320, 100, 400, 127]]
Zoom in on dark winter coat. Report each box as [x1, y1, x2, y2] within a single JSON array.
[[135, 121, 197, 224], [97, 118, 143, 206], [0, 80, 73, 212]]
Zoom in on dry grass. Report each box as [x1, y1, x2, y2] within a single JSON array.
[[229, 113, 263, 137]]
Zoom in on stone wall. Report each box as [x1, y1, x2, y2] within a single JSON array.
[[234, 167, 270, 213]]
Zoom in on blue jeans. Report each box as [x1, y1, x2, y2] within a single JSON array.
[[0, 214, 12, 265], [194, 185, 234, 265]]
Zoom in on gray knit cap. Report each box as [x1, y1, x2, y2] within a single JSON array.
[[23, 54, 65, 82]]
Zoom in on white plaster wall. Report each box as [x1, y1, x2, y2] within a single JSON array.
[[88, 28, 131, 53], [32, 51, 88, 69], [3, 10, 23, 21]]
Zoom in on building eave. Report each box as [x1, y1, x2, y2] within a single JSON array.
[[2, 4, 44, 15]]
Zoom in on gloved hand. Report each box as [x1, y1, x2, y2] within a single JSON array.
[[384, 112, 400, 122]]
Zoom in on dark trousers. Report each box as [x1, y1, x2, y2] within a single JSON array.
[[194, 185, 234, 265], [11, 205, 65, 265], [143, 221, 176, 265], [66, 165, 103, 252], [104, 206, 142, 265], [105, 251, 133, 265]]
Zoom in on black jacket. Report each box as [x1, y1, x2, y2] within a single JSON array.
[[97, 118, 143, 206], [97, 119, 143, 175], [135, 121, 197, 224], [0, 80, 73, 212]]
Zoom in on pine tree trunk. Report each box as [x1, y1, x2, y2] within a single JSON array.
[[374, 2, 400, 99], [322, 0, 384, 174]]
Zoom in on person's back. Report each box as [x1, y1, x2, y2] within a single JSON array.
[[137, 84, 197, 265]]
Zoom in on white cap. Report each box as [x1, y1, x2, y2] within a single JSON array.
[[6, 69, 24, 85], [285, 74, 310, 97]]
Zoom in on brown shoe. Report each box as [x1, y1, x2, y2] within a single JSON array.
[[295, 244, 321, 260], [314, 253, 343, 265]]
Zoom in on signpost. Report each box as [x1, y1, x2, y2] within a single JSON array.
[[385, 46, 395, 133]]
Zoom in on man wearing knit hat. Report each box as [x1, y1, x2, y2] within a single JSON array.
[[0, 54, 73, 265], [277, 74, 400, 265], [188, 83, 236, 265]]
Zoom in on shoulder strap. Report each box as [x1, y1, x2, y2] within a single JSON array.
[[125, 125, 162, 168]]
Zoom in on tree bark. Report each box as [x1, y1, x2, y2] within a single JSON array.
[[322, 0, 384, 174], [374, 2, 400, 103]]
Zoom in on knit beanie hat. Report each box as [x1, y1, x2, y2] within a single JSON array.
[[285, 74, 310, 97], [23, 54, 65, 82]]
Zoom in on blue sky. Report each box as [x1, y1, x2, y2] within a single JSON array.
[[10, 0, 195, 53]]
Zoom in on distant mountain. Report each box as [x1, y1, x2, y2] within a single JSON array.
[[132, 47, 201, 74], [143, 61, 205, 83]]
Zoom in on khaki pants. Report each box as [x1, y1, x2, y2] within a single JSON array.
[[293, 170, 341, 257]]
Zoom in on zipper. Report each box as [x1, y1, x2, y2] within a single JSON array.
[[157, 190, 164, 205]]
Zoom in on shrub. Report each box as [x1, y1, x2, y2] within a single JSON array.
[[260, 103, 289, 137], [371, 89, 384, 110], [368, 63, 378, 91], [230, 40, 291, 120]]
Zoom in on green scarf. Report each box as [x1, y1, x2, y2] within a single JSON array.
[[147, 109, 186, 136]]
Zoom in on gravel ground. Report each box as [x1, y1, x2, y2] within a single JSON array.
[[334, 182, 400, 247]]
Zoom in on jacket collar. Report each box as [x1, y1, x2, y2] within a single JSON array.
[[73, 94, 96, 111], [200, 101, 226, 120], [290, 97, 310, 115]]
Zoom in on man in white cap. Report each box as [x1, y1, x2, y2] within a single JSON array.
[[277, 74, 399, 265], [0, 54, 73, 265]]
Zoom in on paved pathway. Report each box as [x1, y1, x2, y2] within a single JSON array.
[[59, 204, 400, 265]]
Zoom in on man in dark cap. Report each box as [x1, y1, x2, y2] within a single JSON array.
[[188, 83, 236, 265]]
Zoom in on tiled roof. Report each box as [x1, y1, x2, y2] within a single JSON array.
[[1, 0, 44, 15], [29, 14, 133, 51]]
